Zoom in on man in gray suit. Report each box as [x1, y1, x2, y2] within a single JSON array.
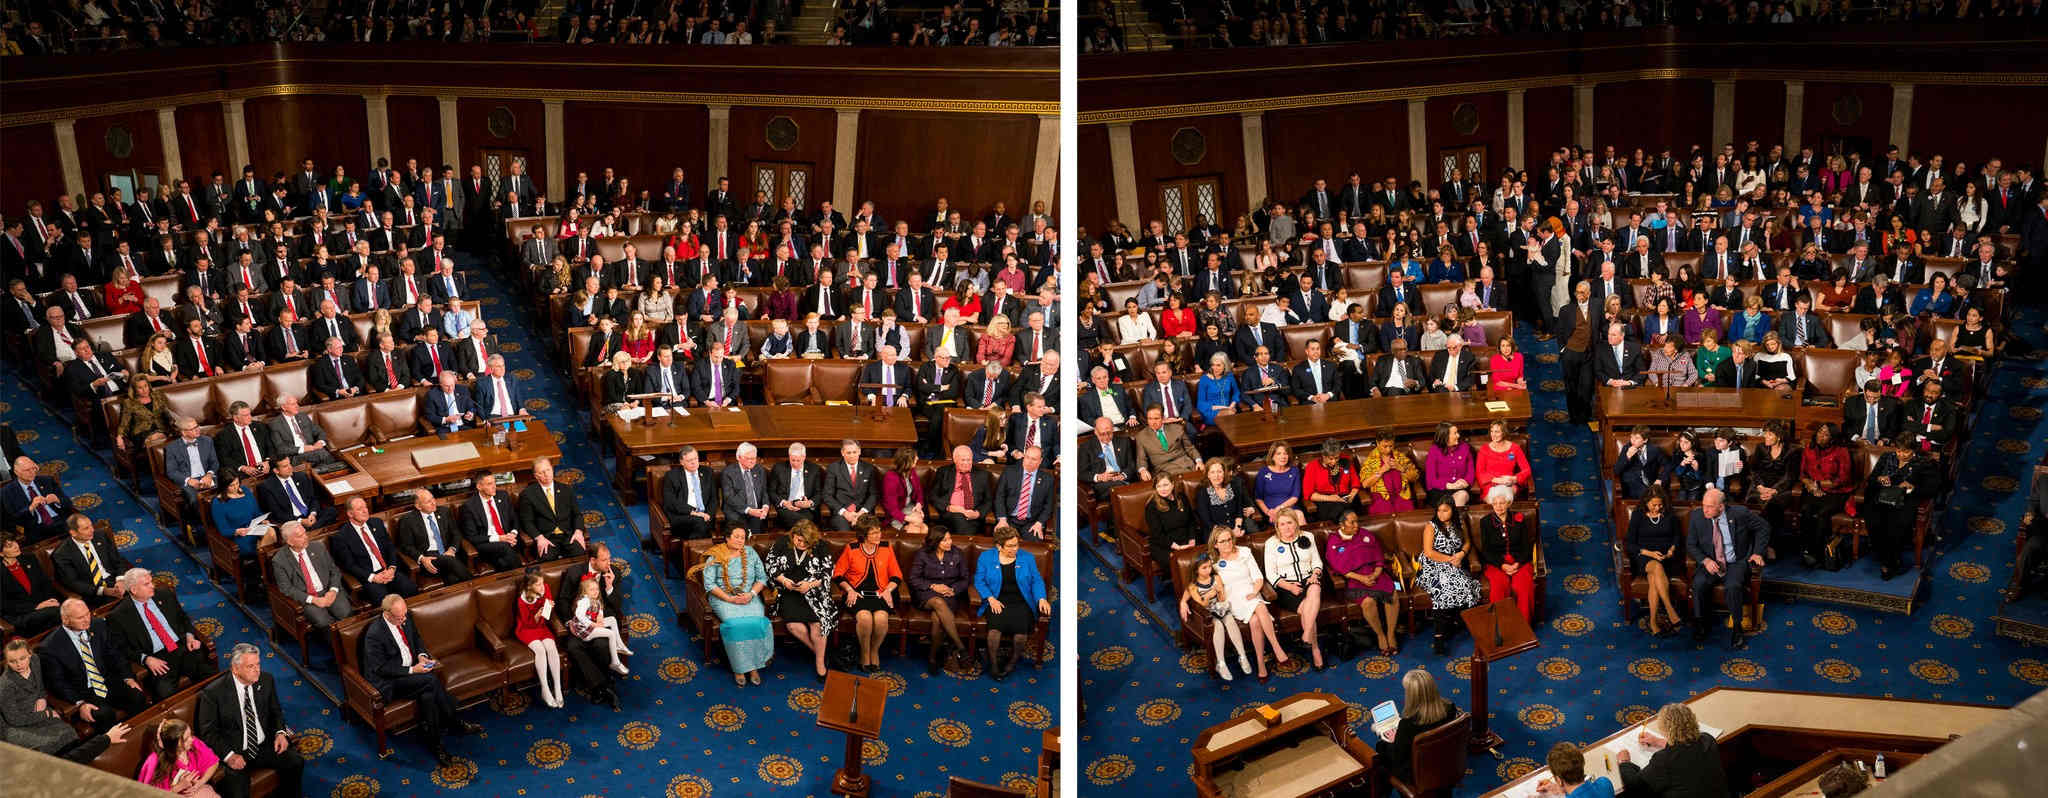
[[163, 417, 219, 508], [270, 521, 354, 630], [1686, 488, 1770, 650], [701, 306, 751, 360], [719, 442, 770, 536], [519, 223, 556, 269], [265, 394, 338, 468]]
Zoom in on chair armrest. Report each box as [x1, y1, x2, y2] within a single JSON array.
[[474, 624, 509, 659], [339, 667, 384, 713]]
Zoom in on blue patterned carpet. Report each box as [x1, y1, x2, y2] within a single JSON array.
[[1076, 312, 2048, 795], [4, 255, 1055, 796]]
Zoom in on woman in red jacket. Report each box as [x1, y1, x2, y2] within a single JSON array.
[[1474, 492, 1537, 620], [834, 519, 906, 673], [1796, 423, 1854, 568], [1474, 419, 1532, 502]]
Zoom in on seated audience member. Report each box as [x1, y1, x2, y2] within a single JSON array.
[[195, 643, 308, 798], [359, 594, 484, 765], [1625, 490, 1685, 637], [137, 717, 222, 795], [1616, 703, 1727, 797], [519, 457, 588, 559], [661, 446, 721, 541], [108, 567, 215, 700], [1374, 669, 1460, 786], [1686, 489, 1768, 649], [258, 455, 338, 531], [51, 512, 132, 607], [332, 496, 419, 603], [767, 522, 840, 680], [3, 637, 135, 760], [976, 527, 1051, 680], [691, 527, 770, 685], [38, 598, 149, 730], [5, 456, 73, 542], [271, 521, 353, 631], [1536, 741, 1617, 798], [1, 531, 63, 636], [834, 519, 904, 674], [769, 442, 825, 528], [457, 471, 525, 571], [994, 445, 1054, 539], [927, 445, 994, 537], [395, 490, 472, 584], [510, 572, 567, 709]]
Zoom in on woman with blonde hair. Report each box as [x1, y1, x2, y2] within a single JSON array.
[[1373, 669, 1459, 782], [115, 379, 173, 456], [1209, 524, 1288, 681], [1616, 703, 1726, 795], [765, 521, 838, 681], [142, 332, 180, 384], [690, 526, 768, 684], [978, 315, 1017, 367]]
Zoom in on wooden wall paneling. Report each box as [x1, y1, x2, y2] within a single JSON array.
[[1593, 81, 1673, 159], [1732, 80, 1788, 152], [853, 111, 1038, 230], [1666, 79, 1717, 154], [1259, 104, 1402, 222], [71, 110, 165, 198], [242, 95, 369, 181], [1078, 123, 1118, 234], [1424, 92, 1509, 190], [727, 106, 834, 221], [173, 104, 228, 185], [561, 101, 709, 213], [1801, 82, 1894, 162], [1907, 86, 2048, 170], [1122, 114, 1247, 230], [1523, 87, 1574, 171], [0, 125, 65, 213], [456, 98, 546, 189], [386, 96, 443, 168]]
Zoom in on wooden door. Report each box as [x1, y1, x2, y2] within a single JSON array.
[[1157, 175, 1222, 236], [481, 148, 532, 198], [1439, 146, 1485, 187], [752, 161, 814, 212]]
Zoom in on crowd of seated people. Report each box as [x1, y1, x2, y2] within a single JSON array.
[[1080, 135, 2039, 675], [0, 0, 1058, 52], [1083, 0, 2028, 52]]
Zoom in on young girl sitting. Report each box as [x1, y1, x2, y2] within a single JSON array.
[[139, 719, 221, 797], [570, 578, 634, 675], [1179, 554, 1252, 681], [514, 572, 566, 708]]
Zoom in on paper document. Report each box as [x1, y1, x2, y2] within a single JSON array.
[[325, 479, 353, 493], [1485, 401, 1512, 412], [617, 407, 645, 421]]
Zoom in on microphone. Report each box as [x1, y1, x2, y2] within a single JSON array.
[[848, 681, 859, 725], [1490, 602, 1504, 648]]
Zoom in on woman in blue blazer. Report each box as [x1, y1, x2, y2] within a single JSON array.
[[1910, 272, 1959, 318], [975, 529, 1049, 679], [1195, 352, 1242, 426], [1725, 298, 1772, 345]]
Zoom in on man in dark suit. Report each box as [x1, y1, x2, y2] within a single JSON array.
[[1592, 322, 1645, 389], [1614, 427, 1671, 500], [257, 456, 338, 531], [1079, 365, 1140, 426], [363, 334, 414, 393], [424, 370, 479, 433], [1711, 342, 1763, 389], [1899, 380, 1959, 451], [1079, 418, 1140, 500], [50, 513, 131, 606], [517, 458, 587, 559], [819, 440, 880, 531], [661, 447, 721, 541], [260, 309, 311, 364], [1772, 296, 1833, 348], [1428, 335, 1480, 392], [472, 355, 526, 418], [1141, 361, 1195, 426], [1231, 306, 1283, 366], [858, 345, 916, 407], [395, 491, 471, 584], [60, 339, 128, 401], [359, 593, 482, 765], [307, 338, 365, 402], [893, 273, 939, 324], [195, 644, 308, 798], [106, 567, 214, 700], [331, 497, 419, 604], [1369, 338, 1426, 397], [1686, 489, 1769, 649], [993, 446, 1053, 540], [1237, 346, 1292, 410], [457, 472, 524, 572], [410, 328, 457, 387], [1005, 395, 1059, 459], [692, 347, 744, 408], [220, 316, 267, 371], [720, 445, 771, 535], [39, 598, 148, 729], [961, 358, 1015, 411], [1910, 339, 1968, 402], [1375, 270, 1424, 319], [767, 444, 825, 528], [1843, 381, 1901, 446], [927, 445, 994, 537]]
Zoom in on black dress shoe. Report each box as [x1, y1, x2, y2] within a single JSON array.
[[432, 745, 455, 766], [456, 720, 484, 736], [1879, 566, 1896, 581], [1730, 634, 1749, 651]]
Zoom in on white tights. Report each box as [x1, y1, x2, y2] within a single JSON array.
[[1211, 616, 1251, 669], [585, 618, 632, 668], [526, 637, 564, 707]]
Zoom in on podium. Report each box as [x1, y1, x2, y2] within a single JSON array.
[[818, 670, 888, 797], [1460, 600, 1538, 757]]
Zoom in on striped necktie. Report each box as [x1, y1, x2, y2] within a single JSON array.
[[76, 631, 108, 698]]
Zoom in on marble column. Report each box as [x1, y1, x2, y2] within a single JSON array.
[[1782, 80, 1806, 151], [157, 108, 183, 181], [437, 96, 460, 170], [542, 99, 565, 200], [1240, 111, 1269, 217], [222, 99, 250, 173], [833, 109, 860, 212], [1108, 123, 1140, 227], [53, 120, 83, 199], [1028, 114, 1060, 216]]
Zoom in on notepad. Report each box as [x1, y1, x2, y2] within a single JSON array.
[[616, 407, 645, 421], [1485, 401, 1512, 412], [325, 479, 352, 493]]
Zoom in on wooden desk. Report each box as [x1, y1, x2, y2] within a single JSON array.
[[818, 670, 889, 798], [605, 405, 918, 490], [1598, 387, 1798, 440], [314, 464, 381, 507], [1212, 392, 1531, 456], [1482, 688, 2009, 796], [1191, 692, 1375, 798], [1749, 748, 1918, 798], [340, 420, 561, 497]]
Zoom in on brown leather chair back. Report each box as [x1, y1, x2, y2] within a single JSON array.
[[1417, 284, 1461, 317], [1472, 311, 1514, 347], [141, 275, 183, 308], [1344, 261, 1388, 294], [163, 381, 220, 426], [312, 401, 373, 448], [900, 324, 929, 360], [944, 408, 996, 455], [408, 586, 478, 654], [1664, 252, 1703, 275], [366, 390, 424, 438], [81, 314, 127, 352], [1925, 318, 1960, 348], [1403, 711, 1474, 794], [1102, 280, 1145, 310], [811, 360, 864, 404], [1825, 312, 1871, 346], [212, 370, 269, 414], [1279, 323, 1331, 362], [566, 327, 595, 371], [262, 360, 314, 408], [761, 360, 815, 404], [1799, 348, 1862, 399], [1112, 482, 1157, 542]]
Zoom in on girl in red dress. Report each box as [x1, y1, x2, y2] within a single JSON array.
[[514, 573, 566, 708]]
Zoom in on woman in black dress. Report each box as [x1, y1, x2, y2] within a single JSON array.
[[1144, 474, 1199, 594], [974, 528, 1050, 679], [1746, 420, 1802, 540], [833, 520, 904, 673], [1626, 490, 1684, 637], [1192, 322, 1233, 377], [764, 521, 838, 680], [1192, 459, 1261, 538], [908, 526, 971, 674]]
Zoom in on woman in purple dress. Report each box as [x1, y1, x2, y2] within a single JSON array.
[[1326, 510, 1402, 656], [1423, 422, 1476, 507]]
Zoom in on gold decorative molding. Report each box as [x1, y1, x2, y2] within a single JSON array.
[[2, 84, 1057, 129], [1, 55, 1057, 86], [1080, 67, 2048, 125]]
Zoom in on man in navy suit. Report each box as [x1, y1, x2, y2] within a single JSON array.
[[257, 455, 337, 531], [1078, 366, 1139, 429], [472, 355, 526, 419], [38, 598, 148, 729], [359, 594, 480, 765], [1231, 305, 1284, 365], [1614, 427, 1670, 500], [992, 446, 1053, 540], [1141, 361, 1194, 428], [4, 457, 73, 542], [424, 370, 478, 433], [331, 497, 419, 604], [1686, 489, 1769, 649]]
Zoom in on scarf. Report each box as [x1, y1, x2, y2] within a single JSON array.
[[1360, 446, 1420, 502], [689, 542, 749, 594]]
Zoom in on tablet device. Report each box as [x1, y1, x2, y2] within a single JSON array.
[[1370, 700, 1400, 738]]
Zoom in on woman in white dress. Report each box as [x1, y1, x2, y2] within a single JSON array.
[[1261, 511, 1327, 669], [1114, 298, 1158, 344], [1210, 525, 1289, 681]]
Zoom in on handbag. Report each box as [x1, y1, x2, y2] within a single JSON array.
[[1874, 486, 1908, 508]]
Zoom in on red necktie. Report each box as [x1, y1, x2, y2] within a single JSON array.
[[1014, 472, 1033, 517], [484, 499, 505, 540], [143, 602, 178, 651], [195, 340, 213, 374], [241, 266, 254, 288], [357, 526, 384, 570], [239, 426, 257, 464], [297, 551, 318, 597], [983, 376, 995, 406], [429, 347, 442, 374], [384, 354, 397, 386]]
